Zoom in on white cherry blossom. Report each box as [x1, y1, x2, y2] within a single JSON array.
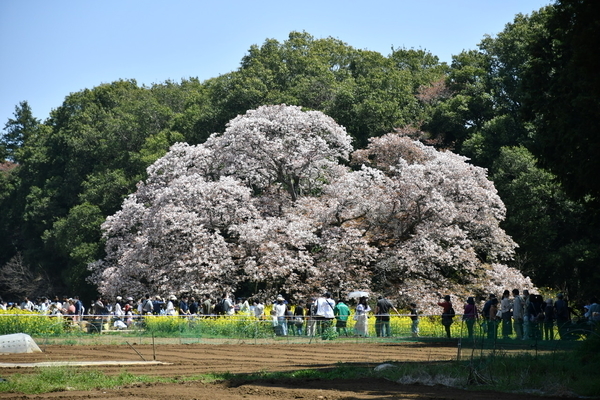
[[89, 106, 534, 311]]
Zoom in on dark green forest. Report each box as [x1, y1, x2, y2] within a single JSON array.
[[1, 0, 599, 305]]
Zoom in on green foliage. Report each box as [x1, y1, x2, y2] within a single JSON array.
[[423, 50, 492, 153], [205, 31, 446, 148], [134, 129, 185, 167], [522, 0, 600, 205], [0, 163, 17, 268], [490, 146, 597, 292], [321, 326, 339, 340], [42, 203, 106, 292], [576, 325, 600, 362], [79, 170, 135, 215], [1, 101, 39, 162], [424, 7, 554, 166], [467, 346, 600, 397]]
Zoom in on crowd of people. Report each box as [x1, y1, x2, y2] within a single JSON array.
[[437, 290, 600, 340], [0, 295, 85, 321], [0, 291, 400, 336], [2, 291, 598, 339], [84, 292, 360, 334], [268, 293, 412, 338]]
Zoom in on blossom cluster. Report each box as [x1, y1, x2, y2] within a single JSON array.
[[89, 105, 534, 311]]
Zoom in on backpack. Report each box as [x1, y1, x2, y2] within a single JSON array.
[[214, 299, 225, 315], [143, 299, 153, 313], [447, 307, 456, 318]]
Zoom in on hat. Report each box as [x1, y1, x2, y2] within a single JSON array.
[[155, 295, 162, 300], [116, 296, 122, 301], [276, 295, 284, 301], [126, 297, 133, 301], [169, 295, 177, 301]]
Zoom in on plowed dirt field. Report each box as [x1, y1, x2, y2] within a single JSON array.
[[0, 341, 564, 399]]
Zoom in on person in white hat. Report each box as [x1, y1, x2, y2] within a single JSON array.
[[113, 296, 123, 319], [166, 295, 177, 316], [274, 295, 288, 336]]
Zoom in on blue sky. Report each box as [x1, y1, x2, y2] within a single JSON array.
[[1, 0, 551, 125]]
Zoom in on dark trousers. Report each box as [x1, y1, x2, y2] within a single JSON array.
[[375, 316, 391, 337]]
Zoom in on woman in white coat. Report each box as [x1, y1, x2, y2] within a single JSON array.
[[166, 295, 177, 316], [353, 297, 371, 337]]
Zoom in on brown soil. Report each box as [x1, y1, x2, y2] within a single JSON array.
[[0, 341, 564, 399]]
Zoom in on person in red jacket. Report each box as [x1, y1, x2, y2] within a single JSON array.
[[438, 295, 455, 338]]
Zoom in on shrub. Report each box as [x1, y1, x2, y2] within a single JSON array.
[[0, 310, 65, 335]]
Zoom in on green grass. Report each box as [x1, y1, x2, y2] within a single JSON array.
[[226, 362, 374, 382], [0, 367, 152, 394], [0, 368, 230, 395], [0, 365, 374, 395]]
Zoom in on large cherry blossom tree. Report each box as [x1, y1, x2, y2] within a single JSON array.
[[89, 105, 535, 311]]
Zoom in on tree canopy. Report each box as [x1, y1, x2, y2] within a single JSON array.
[[89, 105, 533, 312], [522, 0, 600, 205]]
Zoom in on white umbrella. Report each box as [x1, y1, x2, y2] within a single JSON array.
[[347, 291, 369, 299]]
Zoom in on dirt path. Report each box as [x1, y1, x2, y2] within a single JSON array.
[[0, 342, 563, 399]]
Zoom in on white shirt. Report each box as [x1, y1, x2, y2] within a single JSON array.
[[114, 303, 123, 317], [316, 297, 336, 318], [39, 301, 50, 313], [166, 301, 176, 316], [274, 302, 286, 317], [585, 303, 600, 321], [254, 303, 265, 318], [356, 303, 371, 315], [500, 297, 512, 314], [22, 300, 34, 311], [224, 298, 234, 315], [512, 295, 523, 319]]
